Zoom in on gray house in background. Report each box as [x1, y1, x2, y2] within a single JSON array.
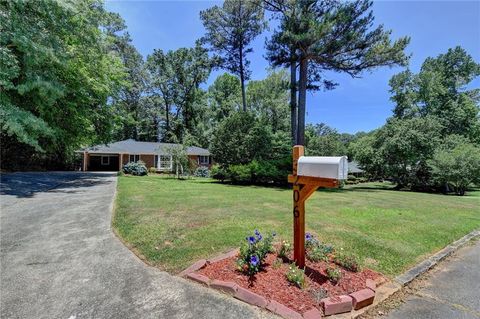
[[348, 161, 364, 176], [78, 139, 211, 172]]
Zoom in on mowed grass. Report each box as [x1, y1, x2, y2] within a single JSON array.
[[113, 175, 480, 276]]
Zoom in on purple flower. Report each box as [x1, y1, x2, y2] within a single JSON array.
[[247, 236, 256, 245], [250, 255, 259, 267], [254, 229, 262, 241], [306, 232, 313, 241]]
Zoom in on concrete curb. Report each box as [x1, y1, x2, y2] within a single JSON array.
[[330, 230, 480, 319], [395, 229, 480, 286]]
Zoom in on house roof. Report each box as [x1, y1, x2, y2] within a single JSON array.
[[348, 161, 364, 173], [80, 139, 210, 156]]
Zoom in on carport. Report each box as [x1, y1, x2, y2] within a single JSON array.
[[85, 154, 120, 171]]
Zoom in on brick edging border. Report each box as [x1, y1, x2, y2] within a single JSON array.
[[180, 249, 379, 318], [395, 229, 480, 286]]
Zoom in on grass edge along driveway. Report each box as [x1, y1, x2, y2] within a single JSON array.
[[113, 175, 480, 277]]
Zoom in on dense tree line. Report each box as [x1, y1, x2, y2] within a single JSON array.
[[2, 0, 405, 171], [1, 0, 126, 169], [351, 47, 480, 195], [2, 0, 477, 194]]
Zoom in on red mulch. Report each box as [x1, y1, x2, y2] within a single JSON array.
[[198, 252, 384, 315]]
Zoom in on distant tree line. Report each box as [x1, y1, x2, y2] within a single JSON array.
[[351, 47, 480, 195], [1, 0, 408, 170]]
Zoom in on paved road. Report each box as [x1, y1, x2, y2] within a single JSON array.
[[387, 240, 480, 319], [0, 172, 274, 319]]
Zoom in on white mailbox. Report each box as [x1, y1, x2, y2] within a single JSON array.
[[297, 156, 348, 180]]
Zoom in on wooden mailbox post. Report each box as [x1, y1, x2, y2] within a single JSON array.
[[288, 145, 346, 268]]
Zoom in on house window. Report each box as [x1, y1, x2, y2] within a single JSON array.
[[129, 154, 140, 162], [198, 155, 209, 165], [101, 156, 110, 165], [158, 155, 172, 170]]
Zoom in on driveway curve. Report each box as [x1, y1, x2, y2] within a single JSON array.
[[0, 172, 274, 319]]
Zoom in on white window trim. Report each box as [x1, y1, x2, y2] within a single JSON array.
[[101, 156, 110, 165], [199, 155, 209, 165], [129, 154, 140, 163], [157, 155, 173, 171]]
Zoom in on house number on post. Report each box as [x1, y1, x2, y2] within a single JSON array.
[[288, 146, 347, 269]]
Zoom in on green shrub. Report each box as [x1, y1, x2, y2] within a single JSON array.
[[277, 240, 291, 259], [236, 230, 275, 276], [253, 158, 291, 184], [357, 177, 368, 183], [346, 174, 359, 185], [307, 246, 329, 262], [334, 253, 360, 272], [210, 157, 292, 185], [228, 164, 252, 183], [194, 166, 210, 178], [148, 167, 157, 174], [305, 232, 321, 250], [326, 266, 342, 283], [210, 164, 228, 182], [286, 263, 306, 289], [305, 233, 334, 262], [272, 258, 283, 269], [123, 161, 148, 176], [428, 140, 480, 196]]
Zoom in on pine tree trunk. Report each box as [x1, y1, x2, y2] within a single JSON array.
[[297, 58, 308, 146], [165, 104, 170, 141], [239, 48, 247, 112], [290, 60, 298, 145], [240, 73, 247, 112], [155, 115, 162, 142], [134, 107, 139, 140]]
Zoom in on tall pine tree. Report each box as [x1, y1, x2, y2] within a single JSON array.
[[266, 0, 410, 145], [200, 0, 266, 111]]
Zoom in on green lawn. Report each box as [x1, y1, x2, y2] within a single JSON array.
[[113, 175, 480, 276]]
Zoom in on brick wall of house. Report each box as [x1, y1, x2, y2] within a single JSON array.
[[121, 154, 129, 166], [188, 155, 197, 167], [188, 155, 213, 169], [140, 154, 155, 168]]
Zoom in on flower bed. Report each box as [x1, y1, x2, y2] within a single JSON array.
[[183, 231, 386, 318]]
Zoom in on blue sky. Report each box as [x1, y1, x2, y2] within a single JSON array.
[[106, 0, 480, 134]]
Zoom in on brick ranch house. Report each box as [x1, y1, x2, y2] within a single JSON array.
[[78, 139, 211, 172]]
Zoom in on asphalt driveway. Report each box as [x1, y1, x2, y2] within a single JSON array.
[[386, 240, 480, 319], [0, 172, 273, 319]]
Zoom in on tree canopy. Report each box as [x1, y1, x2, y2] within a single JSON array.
[[353, 47, 480, 194], [389, 46, 480, 141], [200, 0, 265, 111], [2, 0, 478, 195], [146, 44, 212, 142], [1, 0, 126, 169], [265, 0, 410, 145]]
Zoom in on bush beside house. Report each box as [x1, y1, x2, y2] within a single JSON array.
[[123, 161, 148, 176]]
